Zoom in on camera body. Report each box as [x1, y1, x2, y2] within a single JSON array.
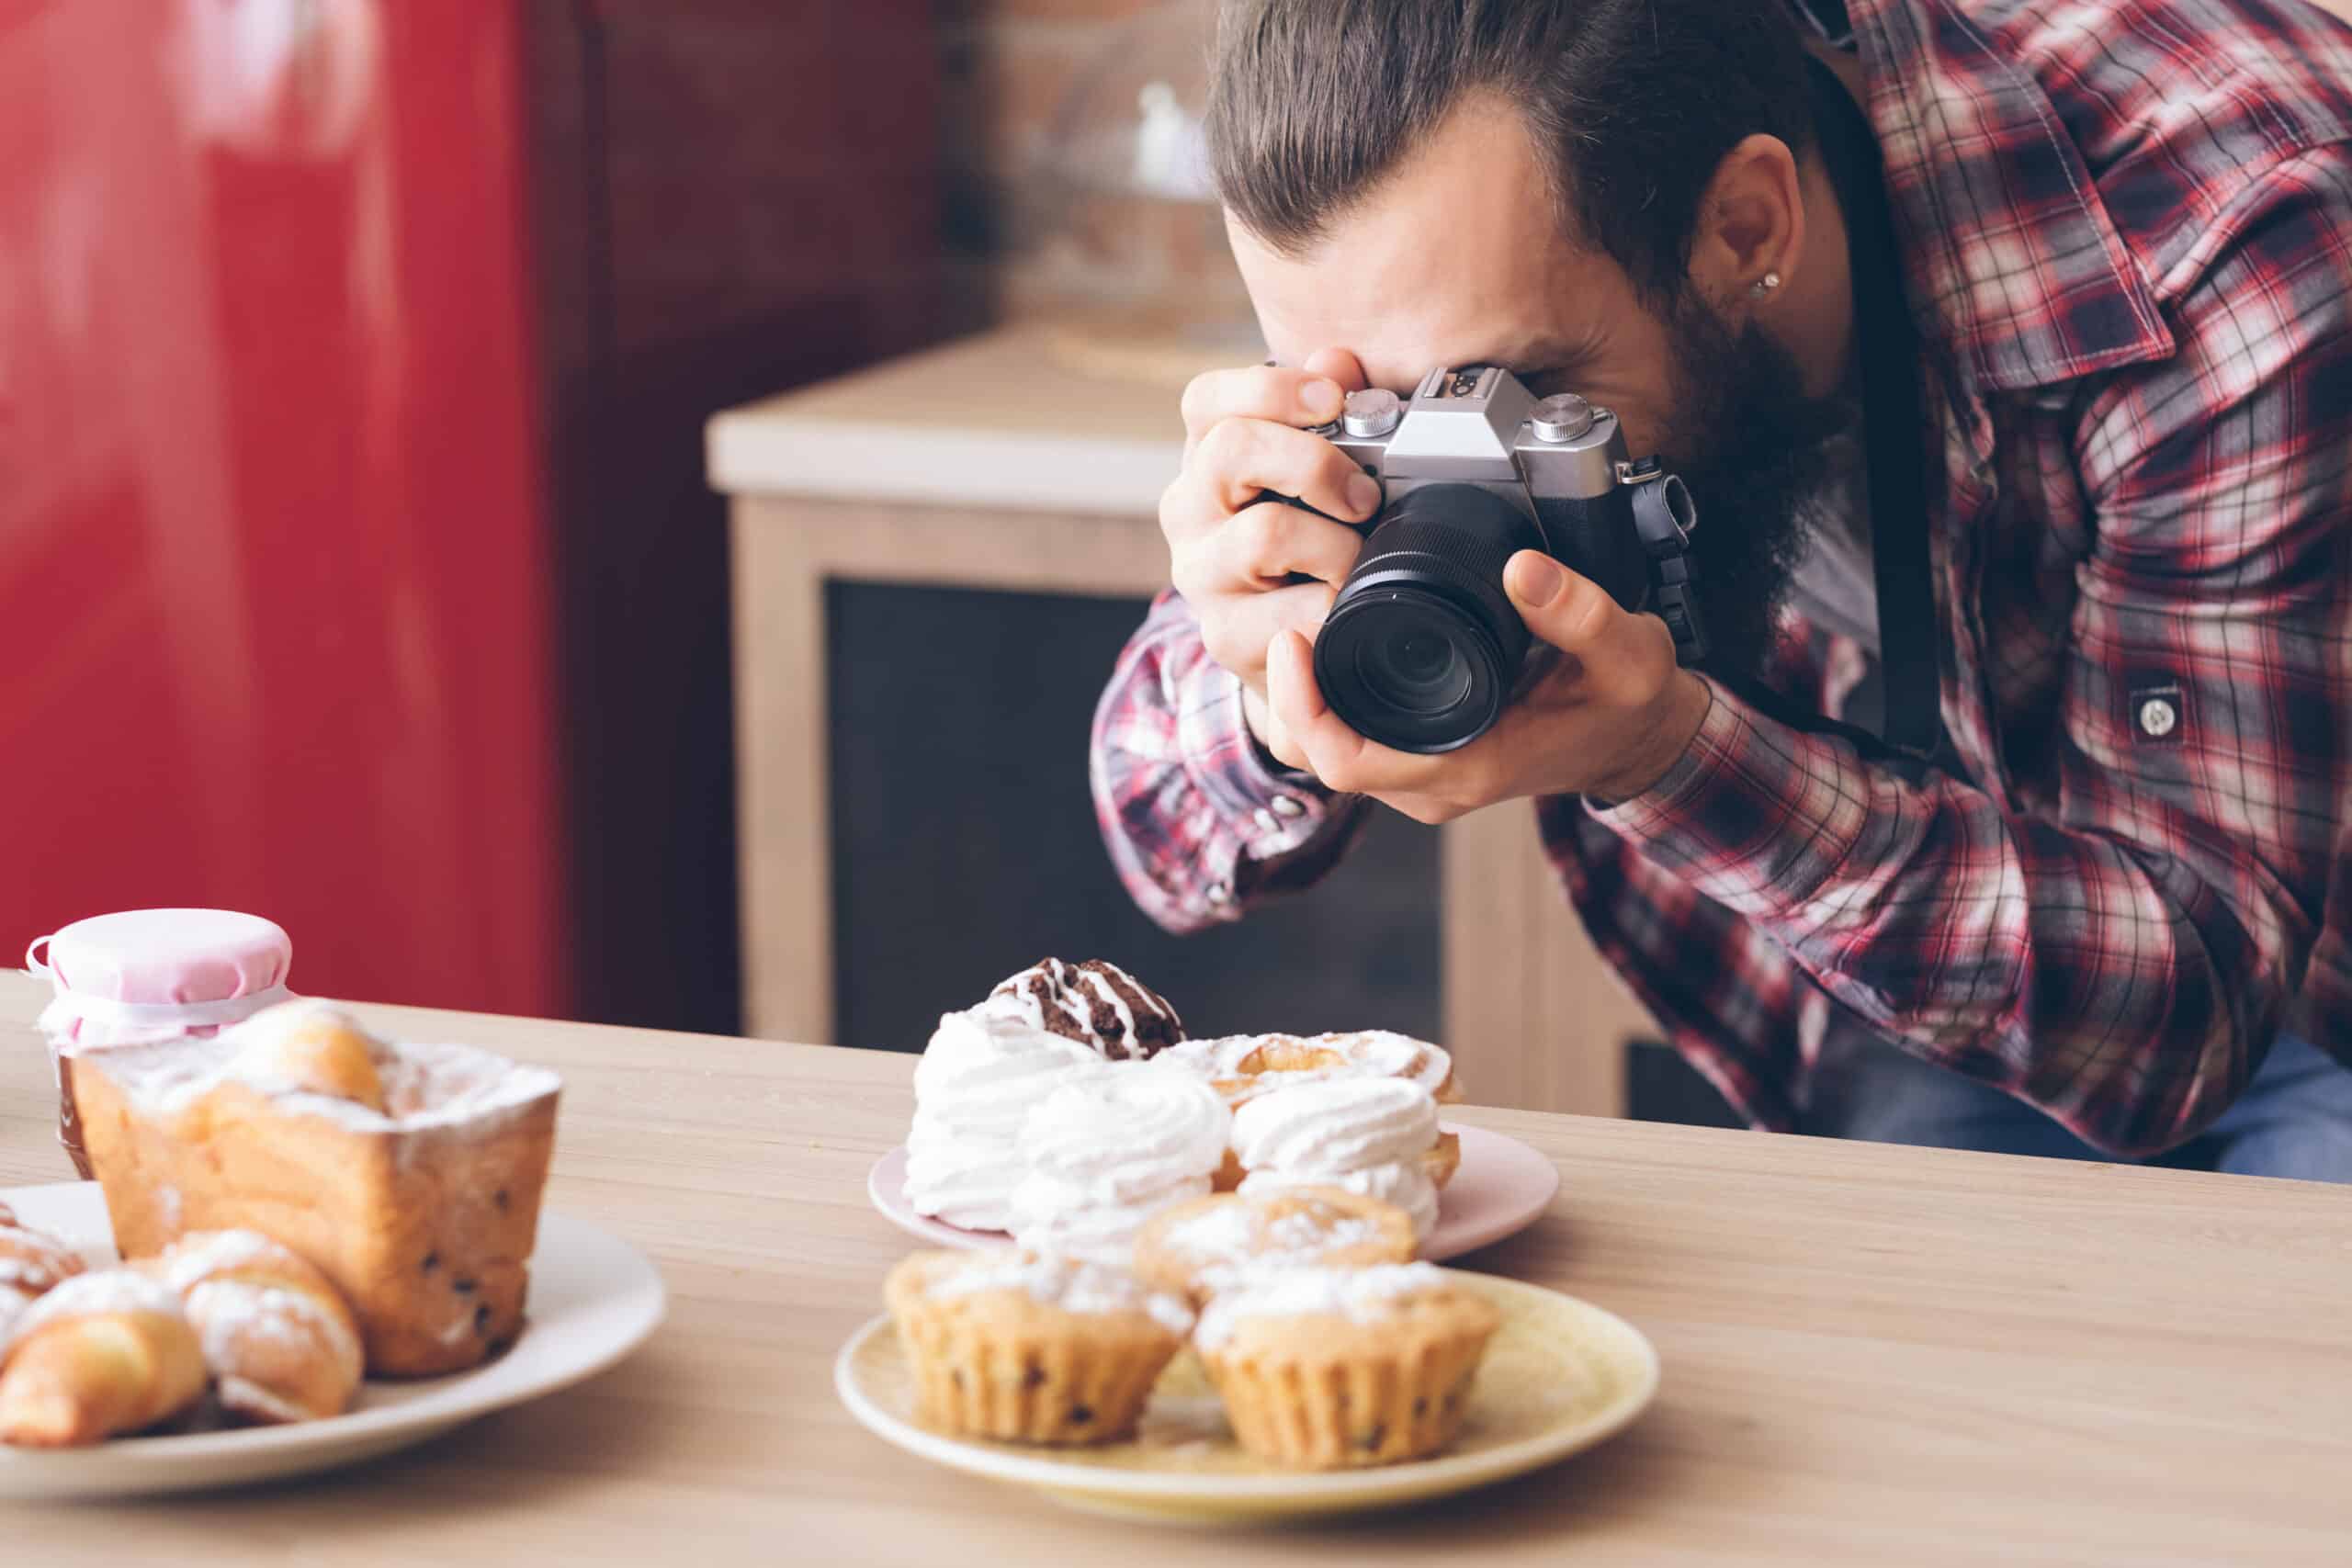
[[1306, 366, 1705, 754]]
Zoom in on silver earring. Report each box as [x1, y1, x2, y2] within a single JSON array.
[[1751, 271, 1782, 298]]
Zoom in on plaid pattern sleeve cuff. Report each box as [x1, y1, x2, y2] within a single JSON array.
[[1586, 678, 1870, 922], [1091, 590, 1359, 932], [1176, 663, 1341, 862]]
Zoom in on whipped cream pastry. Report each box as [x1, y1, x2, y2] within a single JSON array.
[[1143, 1189, 1410, 1296], [1010, 1066, 1230, 1263], [1229, 1078, 1444, 1241], [902, 1000, 1107, 1231], [1238, 1164, 1440, 1244], [1160, 1029, 1453, 1105]]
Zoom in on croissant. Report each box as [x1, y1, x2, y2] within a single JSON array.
[[1, 1203, 88, 1345], [0, 1269, 207, 1446], [154, 1230, 365, 1424], [0, 1202, 85, 1298]]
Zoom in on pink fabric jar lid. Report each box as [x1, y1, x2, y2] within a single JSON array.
[[28, 908, 291, 1010]]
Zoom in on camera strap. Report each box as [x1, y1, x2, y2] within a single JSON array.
[[1721, 54, 1943, 782]]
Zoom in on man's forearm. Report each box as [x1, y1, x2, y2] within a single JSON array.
[[1591, 683, 2298, 1156], [1092, 592, 1364, 933]]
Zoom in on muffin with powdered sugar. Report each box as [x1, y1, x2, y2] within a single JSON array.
[[885, 1249, 1193, 1445]]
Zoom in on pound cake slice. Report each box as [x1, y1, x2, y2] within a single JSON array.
[[70, 1000, 560, 1376]]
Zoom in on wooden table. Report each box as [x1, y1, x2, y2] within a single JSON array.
[[5, 970, 2347, 1562], [708, 322, 1655, 1117]]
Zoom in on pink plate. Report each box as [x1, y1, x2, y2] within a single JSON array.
[[866, 1123, 1560, 1263]]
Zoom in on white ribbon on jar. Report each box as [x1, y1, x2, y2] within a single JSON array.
[[25, 936, 293, 1035]]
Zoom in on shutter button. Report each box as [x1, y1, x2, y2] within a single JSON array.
[[1341, 389, 1403, 439], [1532, 394, 1595, 444]]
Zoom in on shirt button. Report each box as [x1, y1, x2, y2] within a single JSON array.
[[2137, 696, 2179, 739], [1253, 808, 1280, 835], [1206, 881, 1234, 908], [1271, 795, 1306, 818]]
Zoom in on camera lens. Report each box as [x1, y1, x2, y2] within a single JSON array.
[[1313, 483, 1544, 753], [1357, 622, 1473, 716]]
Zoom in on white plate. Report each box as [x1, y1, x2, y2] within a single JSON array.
[[836, 1269, 1658, 1523], [0, 1182, 666, 1499], [869, 1122, 1561, 1263]]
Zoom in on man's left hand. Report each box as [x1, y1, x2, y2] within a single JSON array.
[[1261, 550, 1713, 822]]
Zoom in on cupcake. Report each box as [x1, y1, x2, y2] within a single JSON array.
[[885, 1250, 1193, 1445], [1193, 1263, 1500, 1469], [1132, 1187, 1417, 1304]]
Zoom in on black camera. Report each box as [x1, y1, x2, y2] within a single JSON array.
[[1303, 367, 1706, 754]]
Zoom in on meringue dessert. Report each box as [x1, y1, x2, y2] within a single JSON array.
[[898, 962, 1469, 1250], [1160, 1029, 1459, 1108], [903, 1004, 1107, 1231], [1230, 1078, 1449, 1242], [902, 959, 1189, 1230], [1009, 1067, 1231, 1263]]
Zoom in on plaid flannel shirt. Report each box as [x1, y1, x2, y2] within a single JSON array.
[[1089, 0, 2352, 1156]]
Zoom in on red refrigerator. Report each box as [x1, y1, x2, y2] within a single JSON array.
[[0, 0, 940, 1026]]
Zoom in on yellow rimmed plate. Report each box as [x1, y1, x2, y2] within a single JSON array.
[[833, 1269, 1657, 1523]]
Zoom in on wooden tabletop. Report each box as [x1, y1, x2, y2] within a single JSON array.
[[5, 970, 2347, 1562]]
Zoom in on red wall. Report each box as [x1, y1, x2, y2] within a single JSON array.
[[2, 0, 944, 1027], [0, 0, 568, 1015]]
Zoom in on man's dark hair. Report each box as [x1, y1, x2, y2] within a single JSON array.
[[1205, 0, 1817, 303]]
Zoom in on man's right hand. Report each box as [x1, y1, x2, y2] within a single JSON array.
[[1161, 346, 1382, 763]]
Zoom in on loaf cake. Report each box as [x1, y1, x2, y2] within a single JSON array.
[[69, 999, 560, 1376]]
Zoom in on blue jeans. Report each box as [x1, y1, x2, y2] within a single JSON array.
[[1802, 1028, 2352, 1182]]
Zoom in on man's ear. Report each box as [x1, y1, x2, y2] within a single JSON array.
[[1687, 133, 1805, 314]]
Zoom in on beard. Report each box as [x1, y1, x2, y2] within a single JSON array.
[[1648, 291, 1852, 690]]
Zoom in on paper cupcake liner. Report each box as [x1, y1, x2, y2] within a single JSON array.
[[893, 1309, 1179, 1446], [1204, 1325, 1494, 1469]]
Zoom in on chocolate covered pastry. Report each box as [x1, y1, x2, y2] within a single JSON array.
[[989, 958, 1184, 1061]]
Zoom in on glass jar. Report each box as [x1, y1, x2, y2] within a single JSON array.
[[26, 908, 293, 1178]]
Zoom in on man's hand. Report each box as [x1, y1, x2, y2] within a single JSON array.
[[1261, 551, 1714, 820], [1162, 348, 1383, 762]]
